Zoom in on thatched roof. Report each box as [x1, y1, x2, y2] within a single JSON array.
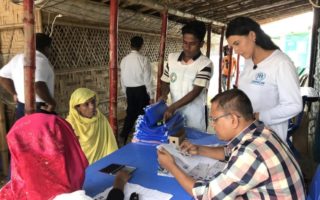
[[12, 0, 314, 34]]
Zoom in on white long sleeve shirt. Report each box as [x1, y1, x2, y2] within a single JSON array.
[[120, 50, 153, 98], [239, 50, 302, 142]]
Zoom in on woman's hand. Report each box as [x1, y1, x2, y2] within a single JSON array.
[[113, 169, 131, 190]]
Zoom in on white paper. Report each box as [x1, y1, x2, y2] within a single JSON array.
[[93, 183, 173, 200], [157, 143, 226, 181]]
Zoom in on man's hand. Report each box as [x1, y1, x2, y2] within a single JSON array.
[[180, 140, 199, 156], [157, 95, 168, 102], [13, 94, 18, 104], [40, 102, 56, 112], [157, 148, 176, 170], [163, 105, 176, 122], [254, 112, 259, 120]]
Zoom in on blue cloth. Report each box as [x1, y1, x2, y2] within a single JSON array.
[[307, 165, 320, 200], [185, 127, 226, 146]]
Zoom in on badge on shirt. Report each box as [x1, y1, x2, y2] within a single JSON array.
[[251, 72, 266, 85], [170, 72, 177, 83]]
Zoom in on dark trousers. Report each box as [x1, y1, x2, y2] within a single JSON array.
[[16, 102, 56, 120], [120, 86, 150, 142]]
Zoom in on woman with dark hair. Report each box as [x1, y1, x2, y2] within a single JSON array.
[[226, 16, 302, 142]]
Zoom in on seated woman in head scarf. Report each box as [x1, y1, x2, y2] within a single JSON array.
[[0, 113, 89, 200], [66, 88, 118, 164]]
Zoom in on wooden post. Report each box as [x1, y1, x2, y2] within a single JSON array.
[[235, 54, 240, 87], [108, 0, 118, 135], [156, 8, 168, 100], [308, 0, 320, 87], [0, 101, 8, 176], [206, 24, 211, 58], [23, 0, 36, 115], [218, 27, 225, 94], [226, 47, 233, 90]]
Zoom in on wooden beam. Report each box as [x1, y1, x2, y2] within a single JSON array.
[[126, 0, 225, 26], [227, 0, 296, 18]]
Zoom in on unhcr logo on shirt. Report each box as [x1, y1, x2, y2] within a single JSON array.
[[251, 72, 266, 85], [170, 72, 177, 83]]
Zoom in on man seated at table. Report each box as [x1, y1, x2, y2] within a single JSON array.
[[157, 89, 305, 199]]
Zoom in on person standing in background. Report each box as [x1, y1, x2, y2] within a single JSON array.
[[0, 33, 56, 120], [221, 45, 237, 91], [120, 36, 154, 145], [159, 21, 213, 131], [226, 16, 302, 142]]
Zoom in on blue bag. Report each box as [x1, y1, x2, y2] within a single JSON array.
[[144, 100, 167, 127]]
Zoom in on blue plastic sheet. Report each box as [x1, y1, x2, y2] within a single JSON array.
[[135, 101, 185, 143], [144, 100, 167, 127]]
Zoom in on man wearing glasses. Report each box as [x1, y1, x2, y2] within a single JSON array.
[[158, 89, 305, 199]]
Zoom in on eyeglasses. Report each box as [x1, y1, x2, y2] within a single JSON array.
[[209, 113, 231, 124]]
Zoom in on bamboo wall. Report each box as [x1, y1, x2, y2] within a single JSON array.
[[0, 0, 182, 134]]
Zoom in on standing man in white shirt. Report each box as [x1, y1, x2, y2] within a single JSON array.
[[120, 36, 153, 144], [0, 33, 56, 120]]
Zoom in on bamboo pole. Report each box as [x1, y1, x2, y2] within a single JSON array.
[[218, 27, 225, 94], [235, 54, 240, 87], [126, 0, 225, 27], [308, 0, 320, 87], [206, 24, 211, 58], [226, 47, 233, 90], [23, 0, 36, 115], [0, 101, 8, 176], [108, 0, 118, 135], [156, 9, 168, 101]]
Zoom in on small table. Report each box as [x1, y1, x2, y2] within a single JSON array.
[[83, 143, 193, 200]]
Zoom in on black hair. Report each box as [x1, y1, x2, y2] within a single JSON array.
[[181, 20, 206, 41], [36, 33, 52, 51], [211, 89, 254, 120], [226, 17, 279, 50], [130, 36, 144, 49], [223, 45, 229, 56]]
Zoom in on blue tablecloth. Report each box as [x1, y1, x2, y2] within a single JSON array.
[[83, 143, 193, 200]]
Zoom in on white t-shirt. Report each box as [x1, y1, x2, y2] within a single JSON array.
[[161, 52, 213, 131], [0, 51, 54, 103], [120, 50, 153, 98], [238, 49, 302, 142]]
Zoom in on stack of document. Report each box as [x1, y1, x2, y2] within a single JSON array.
[[157, 143, 226, 181]]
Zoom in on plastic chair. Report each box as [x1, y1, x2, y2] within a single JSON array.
[[286, 97, 306, 158], [307, 165, 320, 200]]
